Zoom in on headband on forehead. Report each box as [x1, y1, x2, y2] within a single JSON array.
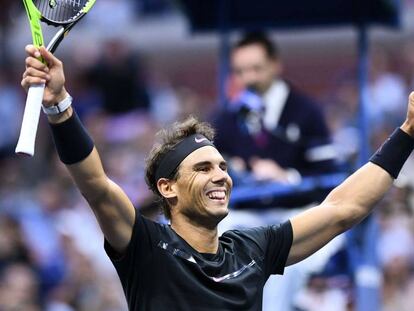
[[155, 134, 215, 181]]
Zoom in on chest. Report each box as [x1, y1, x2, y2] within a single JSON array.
[[136, 239, 265, 310]]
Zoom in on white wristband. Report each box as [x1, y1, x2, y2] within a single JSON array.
[[42, 94, 73, 115]]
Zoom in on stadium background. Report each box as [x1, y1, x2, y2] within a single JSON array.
[[2, 0, 414, 310]]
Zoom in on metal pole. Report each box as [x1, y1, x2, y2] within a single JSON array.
[[353, 24, 381, 311], [357, 25, 370, 165], [218, 32, 230, 108], [218, 0, 230, 108]]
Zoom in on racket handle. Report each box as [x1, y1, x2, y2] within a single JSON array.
[[15, 84, 45, 156]]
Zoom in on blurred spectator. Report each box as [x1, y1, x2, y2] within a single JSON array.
[[376, 185, 414, 311], [381, 254, 414, 311], [367, 46, 407, 129], [323, 73, 360, 165], [213, 32, 338, 186], [0, 215, 31, 270], [0, 213, 41, 310], [148, 72, 209, 126], [87, 39, 150, 114], [137, 0, 174, 15], [292, 273, 348, 311], [401, 40, 414, 91], [0, 69, 23, 158], [0, 0, 17, 66], [148, 71, 181, 125], [0, 0, 14, 31], [0, 263, 41, 311], [87, 0, 136, 35]]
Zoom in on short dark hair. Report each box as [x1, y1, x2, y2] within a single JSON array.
[[233, 32, 279, 59], [145, 116, 216, 219]]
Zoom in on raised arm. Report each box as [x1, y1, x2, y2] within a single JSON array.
[[21, 45, 135, 253], [286, 93, 414, 265]]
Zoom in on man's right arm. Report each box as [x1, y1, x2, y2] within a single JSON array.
[[286, 92, 414, 265], [22, 45, 135, 254]]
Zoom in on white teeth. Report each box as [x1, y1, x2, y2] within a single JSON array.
[[207, 191, 226, 200]]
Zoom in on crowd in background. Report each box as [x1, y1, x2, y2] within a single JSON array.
[[2, 0, 414, 310]]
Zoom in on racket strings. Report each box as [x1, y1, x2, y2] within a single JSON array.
[[34, 0, 88, 23]]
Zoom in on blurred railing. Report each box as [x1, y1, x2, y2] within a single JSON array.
[[230, 172, 348, 207]]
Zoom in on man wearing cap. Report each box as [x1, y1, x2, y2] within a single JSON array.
[[21, 44, 414, 311]]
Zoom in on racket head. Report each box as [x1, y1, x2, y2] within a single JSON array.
[[33, 0, 96, 25]]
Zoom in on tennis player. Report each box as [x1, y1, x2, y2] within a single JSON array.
[[21, 45, 414, 311]]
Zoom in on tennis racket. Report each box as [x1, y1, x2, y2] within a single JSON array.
[[16, 0, 96, 156]]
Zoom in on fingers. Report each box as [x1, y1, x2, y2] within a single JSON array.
[[21, 65, 48, 90], [25, 44, 41, 59], [39, 46, 62, 68], [23, 67, 50, 81], [23, 45, 52, 90], [21, 77, 45, 91], [22, 45, 65, 96], [25, 55, 49, 72], [23, 53, 50, 89], [24, 45, 62, 69]]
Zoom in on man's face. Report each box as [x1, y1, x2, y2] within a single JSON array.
[[231, 43, 281, 95], [171, 146, 233, 226]]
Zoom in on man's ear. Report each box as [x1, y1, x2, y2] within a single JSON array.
[[157, 178, 177, 199]]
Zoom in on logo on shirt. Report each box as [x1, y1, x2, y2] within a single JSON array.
[[211, 260, 257, 283]]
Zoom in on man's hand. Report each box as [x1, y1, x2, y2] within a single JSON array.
[[21, 45, 68, 106]]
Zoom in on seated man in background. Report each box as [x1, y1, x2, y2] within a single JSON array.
[[214, 32, 338, 185]]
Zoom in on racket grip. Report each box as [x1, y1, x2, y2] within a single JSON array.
[[15, 84, 45, 156]]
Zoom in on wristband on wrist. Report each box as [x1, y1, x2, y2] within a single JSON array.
[[42, 94, 73, 115], [369, 128, 414, 179], [49, 110, 94, 164]]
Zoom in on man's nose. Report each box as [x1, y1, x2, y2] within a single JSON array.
[[236, 68, 258, 86], [243, 74, 259, 87], [212, 166, 229, 183]]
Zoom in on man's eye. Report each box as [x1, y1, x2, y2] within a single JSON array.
[[232, 68, 242, 76], [198, 167, 210, 172]]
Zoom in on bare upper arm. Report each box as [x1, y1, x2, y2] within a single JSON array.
[[87, 178, 136, 254], [66, 148, 137, 254], [286, 162, 394, 266], [286, 202, 346, 266]]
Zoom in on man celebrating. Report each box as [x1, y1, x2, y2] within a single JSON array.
[[22, 44, 414, 311]]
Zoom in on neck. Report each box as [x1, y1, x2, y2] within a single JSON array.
[[171, 216, 219, 254]]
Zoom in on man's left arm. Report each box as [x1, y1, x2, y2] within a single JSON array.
[[286, 92, 414, 266]]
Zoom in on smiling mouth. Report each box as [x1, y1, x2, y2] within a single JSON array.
[[206, 190, 227, 202]]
